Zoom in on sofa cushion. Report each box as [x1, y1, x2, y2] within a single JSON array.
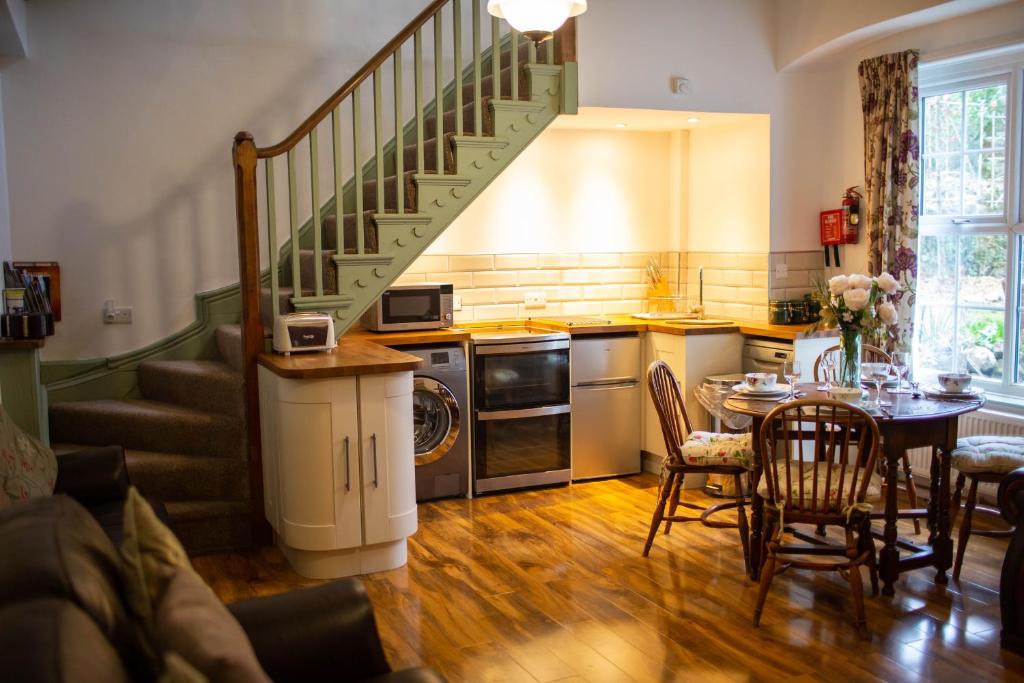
[[154, 568, 270, 683], [678, 431, 755, 470], [952, 436, 1024, 474], [0, 599, 132, 683], [120, 487, 192, 628], [0, 404, 57, 507], [120, 488, 269, 682], [0, 495, 146, 673]]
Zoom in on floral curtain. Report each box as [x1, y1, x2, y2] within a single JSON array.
[[858, 50, 920, 353]]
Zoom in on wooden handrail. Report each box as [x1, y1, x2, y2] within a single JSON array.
[[257, 0, 449, 159]]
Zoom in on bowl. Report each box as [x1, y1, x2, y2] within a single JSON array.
[[744, 372, 777, 390], [830, 386, 864, 403], [938, 372, 972, 393]]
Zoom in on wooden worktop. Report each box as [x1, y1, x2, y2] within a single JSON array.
[[343, 327, 472, 346], [258, 339, 422, 379]]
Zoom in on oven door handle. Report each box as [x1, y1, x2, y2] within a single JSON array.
[[474, 340, 570, 355], [477, 404, 571, 421]]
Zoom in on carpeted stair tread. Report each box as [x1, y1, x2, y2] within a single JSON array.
[[138, 360, 244, 417], [360, 169, 419, 214], [49, 399, 243, 460], [321, 210, 379, 253], [279, 248, 338, 297], [461, 66, 515, 104], [216, 324, 244, 373], [164, 500, 253, 556], [400, 132, 458, 176], [53, 444, 248, 504], [425, 99, 492, 141]]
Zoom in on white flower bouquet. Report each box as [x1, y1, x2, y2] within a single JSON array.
[[811, 272, 901, 387]]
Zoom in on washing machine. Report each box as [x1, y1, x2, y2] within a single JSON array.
[[404, 344, 470, 501]]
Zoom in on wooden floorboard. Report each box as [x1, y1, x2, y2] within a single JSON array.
[[194, 473, 1024, 682]]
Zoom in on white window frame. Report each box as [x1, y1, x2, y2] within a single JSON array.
[[916, 46, 1024, 398]]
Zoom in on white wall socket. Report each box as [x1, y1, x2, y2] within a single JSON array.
[[103, 299, 132, 324], [774, 263, 789, 279], [452, 294, 462, 311], [524, 291, 546, 309]]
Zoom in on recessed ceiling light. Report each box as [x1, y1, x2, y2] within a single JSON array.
[[687, 117, 700, 124], [614, 122, 628, 128]]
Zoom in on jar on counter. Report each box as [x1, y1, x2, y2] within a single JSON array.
[[769, 300, 790, 325]]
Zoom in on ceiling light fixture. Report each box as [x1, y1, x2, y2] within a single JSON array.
[[487, 0, 588, 45], [687, 117, 701, 124]]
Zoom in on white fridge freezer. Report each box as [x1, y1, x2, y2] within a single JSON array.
[[570, 334, 642, 480]]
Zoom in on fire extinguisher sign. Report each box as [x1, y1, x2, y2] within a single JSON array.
[[820, 210, 843, 246]]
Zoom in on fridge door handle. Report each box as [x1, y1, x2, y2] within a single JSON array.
[[575, 380, 640, 390]]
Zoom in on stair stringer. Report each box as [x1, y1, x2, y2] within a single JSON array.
[[331, 64, 566, 332]]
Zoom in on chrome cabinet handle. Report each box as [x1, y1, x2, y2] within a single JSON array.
[[371, 433, 379, 488], [343, 436, 351, 492]]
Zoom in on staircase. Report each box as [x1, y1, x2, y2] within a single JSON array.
[[50, 324, 251, 553], [48, 0, 577, 554]]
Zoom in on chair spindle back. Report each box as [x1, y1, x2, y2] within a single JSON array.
[[647, 360, 694, 464]]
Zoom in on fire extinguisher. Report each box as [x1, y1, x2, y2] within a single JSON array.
[[841, 186, 862, 245]]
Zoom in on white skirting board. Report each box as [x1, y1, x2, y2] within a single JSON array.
[[906, 407, 1024, 505]]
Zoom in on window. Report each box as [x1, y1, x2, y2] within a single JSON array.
[[914, 49, 1023, 396]]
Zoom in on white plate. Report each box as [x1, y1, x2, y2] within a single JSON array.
[[732, 383, 792, 396], [923, 385, 984, 399]]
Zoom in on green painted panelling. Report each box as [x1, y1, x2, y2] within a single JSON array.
[[42, 282, 242, 403]]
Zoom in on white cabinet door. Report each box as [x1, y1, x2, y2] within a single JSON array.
[[330, 378, 362, 549], [642, 333, 684, 459], [360, 372, 418, 546], [277, 395, 339, 551]]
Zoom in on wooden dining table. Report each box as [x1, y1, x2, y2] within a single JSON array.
[[725, 383, 984, 597]]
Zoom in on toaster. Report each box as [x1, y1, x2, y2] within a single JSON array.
[[273, 312, 337, 355]]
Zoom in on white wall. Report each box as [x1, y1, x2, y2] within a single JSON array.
[[687, 116, 770, 253], [427, 127, 679, 254], [2, 0, 431, 359], [575, 0, 831, 256]]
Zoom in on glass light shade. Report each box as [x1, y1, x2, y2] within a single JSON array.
[[487, 0, 586, 34]]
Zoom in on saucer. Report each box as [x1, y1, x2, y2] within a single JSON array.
[[923, 385, 984, 399], [732, 383, 792, 396]]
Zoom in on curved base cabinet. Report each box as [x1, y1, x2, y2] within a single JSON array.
[[278, 535, 408, 580], [259, 367, 417, 579]]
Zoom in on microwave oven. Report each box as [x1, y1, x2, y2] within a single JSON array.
[[362, 283, 454, 332]]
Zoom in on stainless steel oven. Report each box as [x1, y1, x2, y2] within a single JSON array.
[[470, 329, 571, 494], [361, 283, 454, 332]]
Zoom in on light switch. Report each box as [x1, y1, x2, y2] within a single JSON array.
[[774, 263, 789, 279], [524, 291, 546, 309]]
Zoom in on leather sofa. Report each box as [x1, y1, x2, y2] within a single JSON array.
[[0, 450, 445, 683]]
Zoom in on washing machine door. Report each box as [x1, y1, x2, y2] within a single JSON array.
[[413, 377, 461, 466]]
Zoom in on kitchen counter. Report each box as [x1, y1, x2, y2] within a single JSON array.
[[339, 316, 831, 347], [343, 327, 472, 346], [258, 339, 423, 379]]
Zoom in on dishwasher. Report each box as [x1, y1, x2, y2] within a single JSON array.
[[570, 333, 642, 480], [742, 337, 794, 382]]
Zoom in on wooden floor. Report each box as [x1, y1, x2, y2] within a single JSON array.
[[194, 474, 1024, 682]]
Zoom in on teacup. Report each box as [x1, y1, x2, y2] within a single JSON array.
[[744, 372, 777, 390], [938, 372, 972, 393]]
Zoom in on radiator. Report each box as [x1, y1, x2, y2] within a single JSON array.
[[906, 407, 1024, 503]]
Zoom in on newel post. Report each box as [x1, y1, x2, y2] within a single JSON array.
[[233, 132, 270, 545], [553, 16, 577, 65]]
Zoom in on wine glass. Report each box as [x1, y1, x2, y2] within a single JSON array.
[[783, 360, 802, 401], [866, 362, 893, 408], [892, 351, 910, 394], [816, 357, 836, 391]]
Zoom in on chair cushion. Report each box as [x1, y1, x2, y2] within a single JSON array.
[[758, 464, 882, 509], [679, 432, 755, 470], [0, 404, 57, 507], [952, 436, 1024, 474]]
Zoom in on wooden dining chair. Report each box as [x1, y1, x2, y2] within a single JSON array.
[[644, 360, 752, 569], [813, 343, 922, 534], [753, 399, 881, 639]]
